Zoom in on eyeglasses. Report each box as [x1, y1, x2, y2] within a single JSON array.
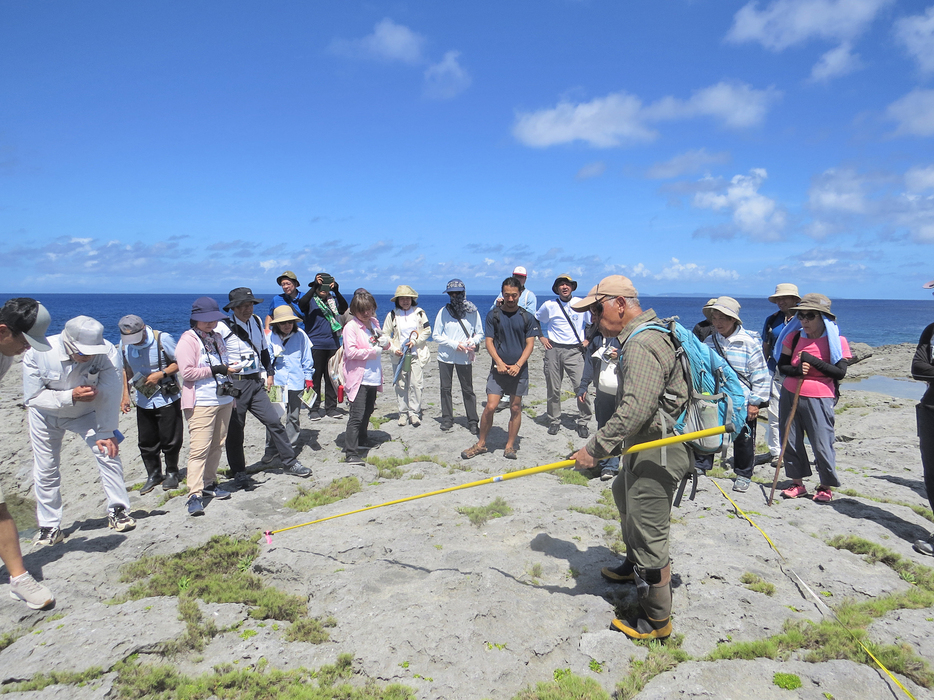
[[796, 311, 819, 321]]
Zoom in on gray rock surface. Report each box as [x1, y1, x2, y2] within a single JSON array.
[[0, 343, 932, 699]]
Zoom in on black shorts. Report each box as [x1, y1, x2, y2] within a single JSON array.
[[486, 370, 529, 397]]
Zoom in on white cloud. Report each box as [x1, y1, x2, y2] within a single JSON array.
[[259, 259, 285, 273], [886, 89, 934, 136], [329, 18, 426, 65], [894, 5, 934, 74], [810, 41, 862, 81], [513, 82, 779, 148], [423, 51, 472, 99], [653, 258, 739, 282], [646, 148, 730, 179], [906, 165, 934, 192], [726, 0, 892, 50], [576, 161, 607, 180], [808, 168, 868, 213], [692, 168, 787, 241], [726, 0, 890, 81]]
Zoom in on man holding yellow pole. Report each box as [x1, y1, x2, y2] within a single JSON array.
[[571, 276, 690, 641]]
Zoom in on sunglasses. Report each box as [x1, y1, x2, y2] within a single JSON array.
[[796, 311, 820, 321]]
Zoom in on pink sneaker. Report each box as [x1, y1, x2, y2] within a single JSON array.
[[813, 488, 833, 503], [781, 483, 808, 499]]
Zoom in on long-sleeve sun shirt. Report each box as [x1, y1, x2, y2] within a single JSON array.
[[705, 326, 771, 408]]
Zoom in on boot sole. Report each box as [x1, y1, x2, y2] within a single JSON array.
[[600, 568, 635, 584], [610, 618, 672, 640]]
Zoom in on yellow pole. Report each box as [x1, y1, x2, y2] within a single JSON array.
[[263, 424, 728, 541]]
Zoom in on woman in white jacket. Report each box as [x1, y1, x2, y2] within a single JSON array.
[[432, 279, 483, 434], [263, 305, 314, 460], [383, 285, 432, 427]]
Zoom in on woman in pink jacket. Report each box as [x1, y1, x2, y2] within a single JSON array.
[[341, 289, 389, 464], [175, 297, 241, 516]]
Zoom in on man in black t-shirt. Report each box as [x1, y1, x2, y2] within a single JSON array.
[[461, 277, 539, 460]]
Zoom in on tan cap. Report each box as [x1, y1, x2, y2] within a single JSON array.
[[703, 296, 742, 326], [570, 275, 637, 311], [768, 283, 800, 304]]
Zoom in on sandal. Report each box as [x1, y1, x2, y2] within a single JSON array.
[[813, 488, 833, 503], [461, 443, 489, 460], [781, 483, 808, 499], [504, 447, 518, 460]]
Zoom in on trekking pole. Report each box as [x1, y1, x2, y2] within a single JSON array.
[[264, 424, 729, 542], [767, 381, 803, 507]]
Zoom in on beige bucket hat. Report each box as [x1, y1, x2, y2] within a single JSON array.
[[791, 293, 835, 320], [768, 283, 800, 304], [703, 296, 742, 326], [390, 285, 418, 302], [270, 305, 302, 325]]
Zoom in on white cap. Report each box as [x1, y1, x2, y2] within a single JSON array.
[[513, 266, 528, 277]]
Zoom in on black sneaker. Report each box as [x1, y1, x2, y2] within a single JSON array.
[[139, 474, 164, 495], [203, 482, 232, 500], [547, 424, 560, 436], [577, 425, 589, 439], [344, 452, 364, 465], [233, 473, 256, 490], [162, 472, 180, 490], [108, 506, 136, 532], [440, 422, 453, 431]]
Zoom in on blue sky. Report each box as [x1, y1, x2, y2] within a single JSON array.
[[1, 1, 932, 299]]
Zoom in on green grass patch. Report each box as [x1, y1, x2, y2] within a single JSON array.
[[286, 476, 362, 511], [0, 668, 105, 694], [740, 572, 776, 596], [603, 523, 626, 555], [114, 534, 337, 654], [570, 489, 617, 520], [512, 671, 610, 699], [157, 487, 188, 506], [285, 616, 337, 643], [616, 635, 690, 700], [838, 490, 934, 525], [556, 469, 589, 486], [827, 535, 934, 592], [772, 672, 802, 690], [369, 414, 392, 429], [0, 629, 24, 653], [456, 496, 513, 527], [110, 653, 414, 699]]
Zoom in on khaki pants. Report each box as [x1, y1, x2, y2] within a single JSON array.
[[611, 437, 691, 570], [543, 346, 591, 428], [391, 354, 425, 418], [185, 403, 233, 496]]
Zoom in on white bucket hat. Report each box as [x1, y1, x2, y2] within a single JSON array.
[[768, 283, 800, 304]]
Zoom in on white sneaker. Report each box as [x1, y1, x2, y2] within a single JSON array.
[[409, 414, 421, 427], [33, 527, 64, 547], [9, 572, 54, 610], [398, 415, 408, 426]]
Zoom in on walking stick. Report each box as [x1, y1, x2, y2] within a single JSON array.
[[767, 380, 803, 506], [264, 424, 729, 542]]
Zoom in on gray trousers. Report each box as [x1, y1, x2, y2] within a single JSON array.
[[226, 375, 296, 474], [779, 389, 840, 487], [265, 390, 303, 454], [543, 345, 592, 427]]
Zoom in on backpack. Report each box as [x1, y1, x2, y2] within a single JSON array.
[[624, 317, 748, 454]]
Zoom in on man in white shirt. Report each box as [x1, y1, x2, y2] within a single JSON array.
[[0, 298, 55, 608], [535, 274, 592, 438], [23, 315, 136, 547], [220, 287, 311, 488]]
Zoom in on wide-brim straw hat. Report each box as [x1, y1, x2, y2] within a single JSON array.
[[791, 293, 835, 320], [390, 284, 418, 302], [551, 274, 578, 294], [270, 305, 302, 325], [768, 283, 801, 304], [703, 296, 742, 326]]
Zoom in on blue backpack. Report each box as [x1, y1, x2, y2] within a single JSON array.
[[625, 318, 748, 454]]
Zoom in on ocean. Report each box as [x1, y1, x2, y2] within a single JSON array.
[[0, 292, 930, 348]]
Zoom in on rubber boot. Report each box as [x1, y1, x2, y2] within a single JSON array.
[[139, 459, 164, 495], [611, 563, 672, 640], [601, 556, 636, 584]]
